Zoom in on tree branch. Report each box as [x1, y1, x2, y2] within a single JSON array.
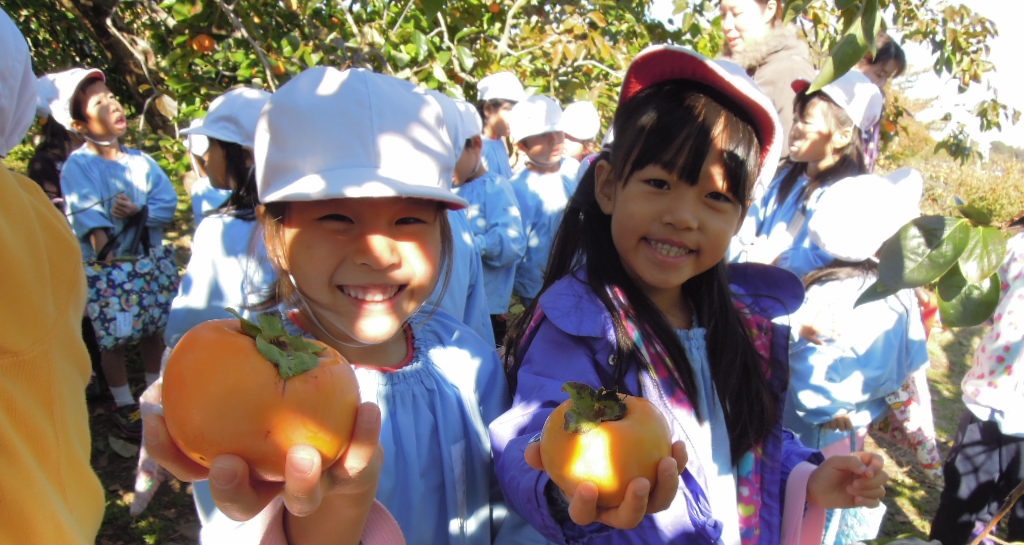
[[212, 0, 278, 91]]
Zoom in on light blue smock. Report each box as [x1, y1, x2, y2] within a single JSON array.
[[60, 144, 179, 259], [163, 213, 277, 347], [509, 165, 578, 301], [427, 208, 495, 346], [482, 137, 513, 179], [454, 171, 525, 314], [783, 274, 930, 450], [730, 167, 839, 278], [188, 176, 231, 227]]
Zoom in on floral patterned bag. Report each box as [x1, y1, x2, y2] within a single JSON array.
[[84, 207, 180, 351]]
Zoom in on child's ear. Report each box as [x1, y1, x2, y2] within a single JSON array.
[[70, 119, 86, 134], [594, 159, 616, 214], [831, 125, 854, 149]]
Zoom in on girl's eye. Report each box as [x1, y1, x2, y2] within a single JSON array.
[[396, 216, 429, 226], [707, 191, 737, 204], [643, 178, 671, 190], [318, 213, 353, 223]]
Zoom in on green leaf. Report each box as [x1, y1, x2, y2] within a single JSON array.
[[957, 202, 993, 225], [854, 278, 900, 307], [958, 226, 1007, 283], [808, 33, 866, 92], [258, 312, 288, 339], [561, 381, 627, 434], [226, 308, 262, 338], [878, 216, 971, 288], [936, 270, 1001, 328]]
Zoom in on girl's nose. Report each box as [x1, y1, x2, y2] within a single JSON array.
[[663, 193, 700, 230], [355, 233, 401, 269]]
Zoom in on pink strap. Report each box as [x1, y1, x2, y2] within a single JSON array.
[[781, 461, 826, 545], [361, 500, 406, 545]]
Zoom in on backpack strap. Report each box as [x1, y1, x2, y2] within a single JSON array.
[[781, 461, 827, 545]]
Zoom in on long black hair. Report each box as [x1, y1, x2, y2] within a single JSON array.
[[505, 79, 780, 461], [212, 138, 260, 220]]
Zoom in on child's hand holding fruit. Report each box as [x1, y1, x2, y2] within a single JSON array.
[[140, 311, 383, 529], [525, 382, 688, 529]]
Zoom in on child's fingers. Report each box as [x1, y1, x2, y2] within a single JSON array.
[[592, 478, 650, 529], [646, 456, 682, 513], [283, 445, 325, 518], [524, 440, 544, 471], [671, 440, 687, 471], [208, 454, 281, 521], [339, 402, 382, 470], [566, 481, 600, 526], [141, 413, 208, 482]]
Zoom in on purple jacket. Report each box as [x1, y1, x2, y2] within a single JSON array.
[[488, 266, 822, 545]]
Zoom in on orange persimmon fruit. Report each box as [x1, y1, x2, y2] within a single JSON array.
[[539, 381, 672, 507], [190, 33, 215, 53], [162, 309, 360, 482]]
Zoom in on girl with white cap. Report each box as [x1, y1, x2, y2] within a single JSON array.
[[129, 88, 279, 518], [731, 69, 884, 279], [476, 71, 526, 178], [54, 66, 179, 439], [143, 67, 546, 545], [783, 169, 930, 543]]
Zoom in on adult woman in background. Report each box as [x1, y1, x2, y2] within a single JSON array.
[[720, 0, 815, 159]]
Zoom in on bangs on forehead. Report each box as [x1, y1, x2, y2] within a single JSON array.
[[610, 81, 761, 203]]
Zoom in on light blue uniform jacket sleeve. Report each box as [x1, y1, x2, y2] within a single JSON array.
[[428, 209, 495, 346], [784, 277, 930, 448], [510, 169, 576, 301], [459, 173, 525, 269]]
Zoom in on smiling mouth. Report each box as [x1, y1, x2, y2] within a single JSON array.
[[648, 239, 695, 258], [339, 285, 404, 302]]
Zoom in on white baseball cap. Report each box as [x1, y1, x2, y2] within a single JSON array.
[[255, 67, 467, 209], [1, 7, 36, 157], [620, 45, 783, 192], [48, 67, 105, 131], [434, 93, 483, 160], [477, 71, 526, 103], [181, 87, 271, 149], [561, 100, 601, 141], [808, 168, 923, 262], [183, 118, 210, 157], [35, 74, 59, 119], [509, 95, 563, 144], [792, 70, 884, 133]]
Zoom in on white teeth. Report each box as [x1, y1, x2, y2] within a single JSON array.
[[341, 286, 400, 301], [649, 240, 693, 257]]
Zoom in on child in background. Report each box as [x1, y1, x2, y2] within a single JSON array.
[[930, 213, 1024, 545], [181, 122, 232, 227], [560, 100, 601, 163], [143, 66, 544, 545], [132, 87, 278, 518], [448, 98, 525, 345], [490, 45, 888, 545], [424, 91, 495, 347], [784, 169, 929, 544], [477, 71, 526, 179], [731, 69, 883, 279], [855, 32, 907, 173], [508, 95, 579, 304], [54, 67, 178, 439]]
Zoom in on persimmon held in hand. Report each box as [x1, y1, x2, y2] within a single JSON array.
[[162, 309, 360, 482], [539, 381, 672, 507]]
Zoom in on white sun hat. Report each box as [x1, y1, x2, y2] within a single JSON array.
[[181, 87, 271, 149], [477, 71, 526, 103], [183, 119, 210, 157], [792, 70, 884, 133], [48, 67, 105, 131], [255, 66, 466, 209], [808, 168, 923, 262], [561, 100, 601, 141], [0, 7, 36, 156], [509, 94, 563, 144], [620, 45, 783, 192]]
